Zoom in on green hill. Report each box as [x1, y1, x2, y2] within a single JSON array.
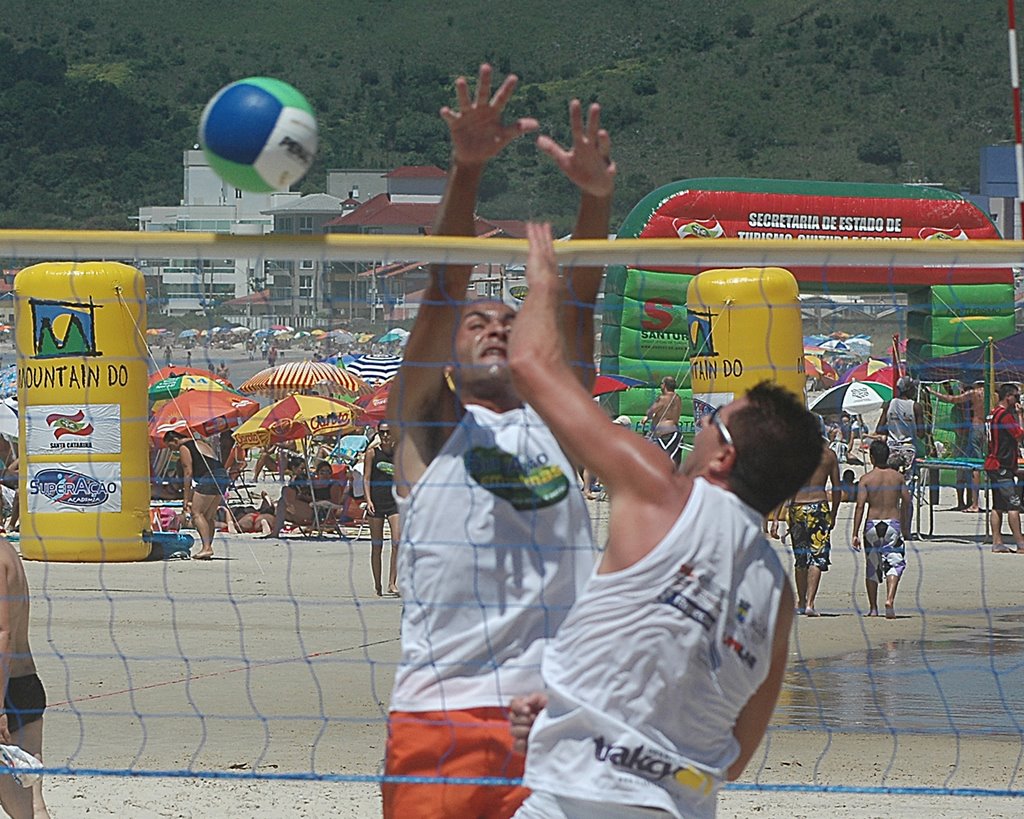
[[0, 1, 1015, 231]]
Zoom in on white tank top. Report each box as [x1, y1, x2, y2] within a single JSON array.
[[523, 479, 785, 818], [389, 403, 595, 712], [886, 397, 917, 447]]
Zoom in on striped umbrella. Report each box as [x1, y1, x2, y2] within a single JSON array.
[[239, 360, 370, 398], [149, 390, 260, 447], [343, 354, 403, 386]]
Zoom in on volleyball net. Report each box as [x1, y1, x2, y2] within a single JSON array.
[[1, 230, 1023, 809]]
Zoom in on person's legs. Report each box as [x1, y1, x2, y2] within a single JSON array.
[[369, 517, 385, 596], [865, 577, 879, 616], [885, 575, 901, 618], [1007, 510, 1024, 550], [805, 565, 823, 615], [191, 492, 220, 558], [386, 513, 401, 595], [793, 568, 808, 613], [992, 509, 1005, 549]]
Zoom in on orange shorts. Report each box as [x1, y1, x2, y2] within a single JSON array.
[[383, 707, 529, 819]]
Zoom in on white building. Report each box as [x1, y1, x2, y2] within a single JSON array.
[[135, 149, 299, 317]]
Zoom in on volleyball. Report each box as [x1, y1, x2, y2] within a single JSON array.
[[199, 77, 318, 193]]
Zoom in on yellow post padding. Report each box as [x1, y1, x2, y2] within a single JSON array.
[[687, 267, 804, 419], [14, 262, 150, 562]]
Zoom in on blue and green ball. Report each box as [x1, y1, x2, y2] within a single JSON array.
[[199, 77, 318, 193]]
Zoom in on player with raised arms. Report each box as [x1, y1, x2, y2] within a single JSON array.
[[383, 64, 615, 818], [507, 223, 822, 818]]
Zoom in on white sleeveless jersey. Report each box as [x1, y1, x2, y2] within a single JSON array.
[[389, 403, 595, 712], [523, 479, 785, 818]]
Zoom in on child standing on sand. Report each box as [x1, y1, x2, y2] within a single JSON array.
[[852, 439, 911, 619]]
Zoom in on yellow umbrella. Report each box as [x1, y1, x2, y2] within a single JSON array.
[[232, 394, 359, 449]]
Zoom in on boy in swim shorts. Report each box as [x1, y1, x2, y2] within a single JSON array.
[[770, 436, 840, 616], [852, 440, 911, 619]]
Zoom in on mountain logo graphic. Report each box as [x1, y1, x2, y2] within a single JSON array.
[[29, 298, 101, 359]]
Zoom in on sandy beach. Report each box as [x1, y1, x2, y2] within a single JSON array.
[[15, 345, 1024, 817]]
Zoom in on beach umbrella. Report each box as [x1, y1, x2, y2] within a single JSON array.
[[591, 374, 653, 397], [149, 373, 237, 402], [809, 381, 893, 416], [149, 366, 231, 387], [232, 394, 359, 449], [840, 359, 899, 385], [178, 328, 199, 339], [0, 365, 16, 399], [231, 326, 252, 335], [344, 354, 403, 385], [356, 378, 392, 423], [378, 328, 410, 344], [804, 355, 838, 381], [819, 339, 850, 353], [239, 361, 371, 399], [253, 328, 275, 338], [328, 329, 355, 344], [270, 324, 294, 332], [149, 390, 260, 447], [0, 398, 17, 438]]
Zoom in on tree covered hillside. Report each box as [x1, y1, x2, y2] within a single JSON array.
[[0, 0, 1015, 230]]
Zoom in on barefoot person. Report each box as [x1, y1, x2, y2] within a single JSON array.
[[852, 440, 911, 618], [770, 428, 840, 616], [363, 425, 400, 597], [506, 223, 822, 819], [0, 536, 50, 818], [984, 382, 1024, 553], [384, 65, 615, 818], [164, 430, 230, 560]]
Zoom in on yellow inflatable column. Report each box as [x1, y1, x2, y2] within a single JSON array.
[[14, 262, 150, 562], [687, 267, 804, 422]]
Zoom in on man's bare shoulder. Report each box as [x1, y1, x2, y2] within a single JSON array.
[[861, 467, 903, 488]]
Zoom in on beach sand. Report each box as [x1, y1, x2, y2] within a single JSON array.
[[22, 489, 1024, 817], [19, 347, 1024, 816]]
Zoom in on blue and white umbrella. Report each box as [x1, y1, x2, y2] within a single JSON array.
[[179, 328, 199, 339], [343, 354, 403, 386], [0, 365, 16, 399], [378, 328, 410, 344]]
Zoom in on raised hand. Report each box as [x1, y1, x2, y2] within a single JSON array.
[[537, 99, 616, 199], [525, 222, 558, 288], [440, 64, 540, 167]]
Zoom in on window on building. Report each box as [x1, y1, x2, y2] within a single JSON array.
[[299, 216, 314, 235], [235, 188, 243, 199], [300, 259, 315, 270], [299, 275, 314, 298]]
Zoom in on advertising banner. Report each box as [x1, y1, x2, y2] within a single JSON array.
[[24, 403, 121, 455], [26, 461, 122, 514]]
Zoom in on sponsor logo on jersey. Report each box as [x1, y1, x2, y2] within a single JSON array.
[[465, 446, 569, 510], [592, 737, 713, 794]]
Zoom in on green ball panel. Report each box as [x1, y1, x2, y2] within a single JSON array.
[[241, 76, 315, 115], [204, 151, 275, 193]]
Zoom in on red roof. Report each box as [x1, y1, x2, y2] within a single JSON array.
[[386, 166, 446, 179]]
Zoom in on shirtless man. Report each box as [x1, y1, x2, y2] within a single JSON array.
[[0, 536, 49, 818], [645, 376, 684, 466], [770, 431, 840, 616], [926, 380, 986, 512], [852, 440, 911, 619]]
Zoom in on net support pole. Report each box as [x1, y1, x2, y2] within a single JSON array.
[[1008, 0, 1024, 236]]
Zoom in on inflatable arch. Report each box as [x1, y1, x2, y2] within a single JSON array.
[[601, 178, 1014, 430]]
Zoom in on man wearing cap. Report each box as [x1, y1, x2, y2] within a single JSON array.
[[926, 379, 986, 512]]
